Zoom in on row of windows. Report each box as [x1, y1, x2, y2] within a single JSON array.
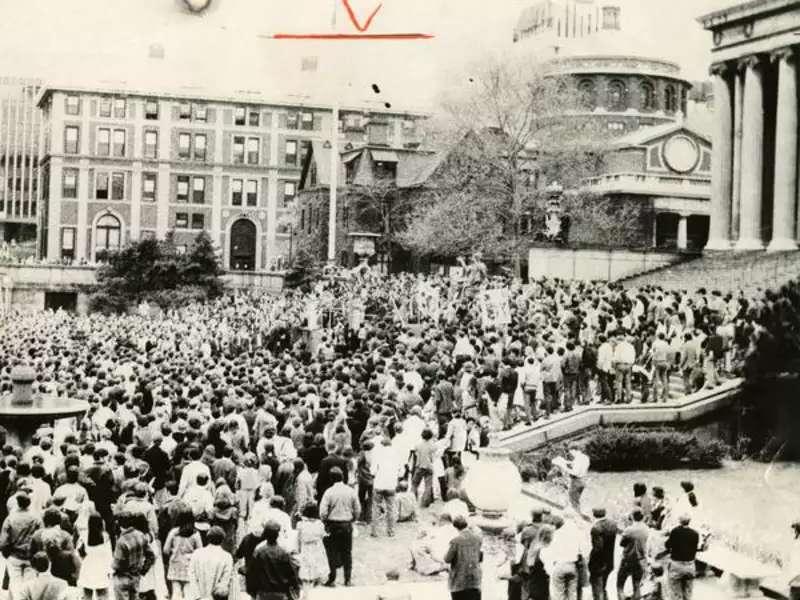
[[61, 168, 297, 206], [65, 94, 318, 130], [576, 79, 684, 113], [175, 212, 205, 230], [64, 125, 307, 166]]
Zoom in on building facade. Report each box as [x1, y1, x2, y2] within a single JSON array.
[[514, 0, 693, 136], [37, 85, 425, 271], [701, 0, 800, 252], [0, 78, 44, 252], [584, 123, 712, 251]]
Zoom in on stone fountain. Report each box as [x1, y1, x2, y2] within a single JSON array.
[[0, 365, 89, 447], [462, 446, 523, 533]]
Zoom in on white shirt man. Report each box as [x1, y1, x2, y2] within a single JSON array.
[[179, 459, 212, 498], [539, 512, 591, 575], [613, 339, 636, 365], [371, 441, 405, 492]]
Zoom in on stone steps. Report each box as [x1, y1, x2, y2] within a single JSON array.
[[622, 249, 800, 292]]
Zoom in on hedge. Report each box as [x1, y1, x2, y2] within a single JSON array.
[[513, 427, 729, 476], [583, 428, 728, 471]]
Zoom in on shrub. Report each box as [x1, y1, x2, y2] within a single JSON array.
[[582, 427, 728, 471], [143, 286, 208, 311]]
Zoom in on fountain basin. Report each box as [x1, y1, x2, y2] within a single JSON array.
[[0, 366, 89, 447]]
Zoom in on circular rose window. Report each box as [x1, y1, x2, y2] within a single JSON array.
[[662, 135, 699, 173]]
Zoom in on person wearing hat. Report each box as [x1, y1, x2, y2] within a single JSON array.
[[664, 514, 700, 600], [588, 508, 617, 600]]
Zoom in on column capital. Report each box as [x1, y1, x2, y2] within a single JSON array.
[[770, 46, 796, 64], [738, 54, 766, 72], [709, 61, 733, 78]]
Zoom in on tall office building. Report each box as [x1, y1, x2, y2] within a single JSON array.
[[0, 78, 44, 255]]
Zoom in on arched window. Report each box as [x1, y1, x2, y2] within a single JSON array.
[[578, 79, 596, 109], [664, 85, 677, 112], [95, 214, 121, 261], [607, 80, 627, 111], [640, 81, 656, 111]]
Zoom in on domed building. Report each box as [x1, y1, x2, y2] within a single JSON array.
[[513, 0, 712, 254], [513, 0, 694, 136]]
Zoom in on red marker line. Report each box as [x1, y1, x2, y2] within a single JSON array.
[[258, 32, 434, 40], [273, 33, 434, 40]]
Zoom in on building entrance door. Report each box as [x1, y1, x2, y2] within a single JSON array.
[[230, 219, 256, 271]]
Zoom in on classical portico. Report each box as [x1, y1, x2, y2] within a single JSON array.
[[701, 1, 800, 252]]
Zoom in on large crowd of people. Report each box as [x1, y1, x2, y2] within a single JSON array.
[[0, 255, 798, 600]]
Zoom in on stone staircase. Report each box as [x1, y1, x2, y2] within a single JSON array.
[[496, 378, 744, 452], [620, 249, 800, 293]]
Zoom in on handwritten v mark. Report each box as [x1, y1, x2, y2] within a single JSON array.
[[340, 0, 383, 32]]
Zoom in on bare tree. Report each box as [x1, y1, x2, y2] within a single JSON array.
[[402, 52, 607, 274]]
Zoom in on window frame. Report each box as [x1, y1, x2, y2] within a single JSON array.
[[176, 175, 190, 203], [194, 133, 207, 161], [145, 100, 159, 120], [110, 172, 125, 200], [191, 213, 205, 230], [97, 128, 111, 157], [248, 110, 260, 127], [113, 98, 126, 119], [192, 176, 206, 204], [62, 168, 78, 199], [283, 181, 296, 206], [175, 212, 189, 229], [246, 137, 260, 165], [231, 178, 243, 206], [301, 112, 314, 131], [95, 172, 110, 200], [232, 136, 245, 164], [286, 112, 299, 129], [64, 126, 80, 154], [112, 129, 126, 158], [65, 95, 80, 116], [234, 106, 246, 126], [144, 130, 158, 160], [285, 140, 298, 166], [99, 97, 112, 118], [178, 133, 191, 160], [142, 172, 157, 202], [179, 103, 192, 120], [194, 103, 207, 122], [61, 227, 76, 260], [246, 179, 258, 207]]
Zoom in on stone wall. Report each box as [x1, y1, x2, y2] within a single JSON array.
[[528, 247, 684, 281]]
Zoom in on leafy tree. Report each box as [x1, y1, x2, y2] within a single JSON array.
[[89, 232, 224, 313]]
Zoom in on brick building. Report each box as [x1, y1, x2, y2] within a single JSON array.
[[36, 84, 425, 271], [295, 142, 439, 271]]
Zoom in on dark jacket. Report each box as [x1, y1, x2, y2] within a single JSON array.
[[315, 455, 349, 499], [444, 529, 482, 593], [589, 517, 618, 574], [246, 542, 301, 600]]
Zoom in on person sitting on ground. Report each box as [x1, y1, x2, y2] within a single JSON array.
[[394, 481, 417, 524]]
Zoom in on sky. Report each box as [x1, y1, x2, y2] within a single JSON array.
[[0, 0, 736, 111]]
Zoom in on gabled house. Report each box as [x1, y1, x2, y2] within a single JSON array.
[[294, 142, 440, 271]]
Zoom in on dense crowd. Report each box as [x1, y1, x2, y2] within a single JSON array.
[[0, 256, 799, 600]]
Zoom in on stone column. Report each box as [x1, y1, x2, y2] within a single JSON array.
[[731, 67, 745, 241], [737, 55, 766, 250], [706, 62, 734, 250], [677, 213, 689, 250], [769, 47, 799, 251]]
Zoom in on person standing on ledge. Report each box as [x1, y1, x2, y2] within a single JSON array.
[[565, 444, 590, 513]]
